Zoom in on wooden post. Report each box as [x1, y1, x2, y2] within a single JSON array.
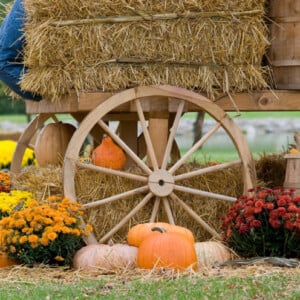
[[284, 153, 300, 196], [118, 120, 138, 168], [148, 112, 169, 168]]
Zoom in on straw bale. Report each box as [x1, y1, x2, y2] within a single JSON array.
[[1, 262, 300, 282], [255, 152, 286, 188], [12, 162, 244, 243], [11, 165, 63, 201], [20, 0, 270, 101]]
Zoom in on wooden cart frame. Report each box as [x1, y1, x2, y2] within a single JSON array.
[[10, 86, 299, 243]]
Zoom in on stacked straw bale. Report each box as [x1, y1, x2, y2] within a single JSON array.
[[21, 0, 270, 101]]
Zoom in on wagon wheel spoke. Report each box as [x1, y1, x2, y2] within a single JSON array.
[[161, 100, 185, 170], [174, 159, 241, 181], [170, 193, 221, 239], [169, 121, 222, 174], [135, 99, 159, 170], [162, 197, 175, 224], [150, 197, 161, 222], [97, 119, 152, 175], [174, 184, 236, 202], [76, 161, 148, 182], [82, 186, 149, 209], [99, 192, 154, 243]]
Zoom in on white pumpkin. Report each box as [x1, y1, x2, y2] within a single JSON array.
[[34, 122, 76, 166], [194, 241, 232, 267], [73, 243, 138, 271]]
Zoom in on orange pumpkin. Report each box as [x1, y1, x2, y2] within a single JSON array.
[[137, 227, 197, 271], [73, 243, 138, 270], [91, 136, 126, 170], [194, 241, 232, 267], [127, 222, 195, 247], [35, 122, 76, 166], [0, 251, 17, 268]]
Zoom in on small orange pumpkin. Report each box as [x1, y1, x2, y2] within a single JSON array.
[[35, 122, 76, 166], [91, 136, 126, 170], [127, 222, 195, 247], [194, 241, 232, 267], [73, 243, 138, 270], [137, 227, 197, 271]]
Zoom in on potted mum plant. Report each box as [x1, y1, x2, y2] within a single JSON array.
[[221, 186, 300, 258], [0, 196, 92, 265]]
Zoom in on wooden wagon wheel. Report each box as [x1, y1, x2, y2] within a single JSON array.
[[63, 85, 256, 244]]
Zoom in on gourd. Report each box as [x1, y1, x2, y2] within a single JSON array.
[[194, 241, 232, 267], [73, 243, 138, 270], [35, 122, 76, 166], [91, 136, 126, 170], [137, 227, 197, 271], [127, 222, 195, 247]]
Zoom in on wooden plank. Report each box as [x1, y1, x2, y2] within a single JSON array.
[[214, 90, 300, 111], [77, 91, 115, 110], [25, 89, 300, 114], [77, 89, 300, 112], [25, 94, 80, 114]]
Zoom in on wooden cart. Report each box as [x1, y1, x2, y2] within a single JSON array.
[[9, 85, 299, 244]]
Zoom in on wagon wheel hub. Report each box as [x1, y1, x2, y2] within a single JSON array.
[[148, 170, 175, 197]]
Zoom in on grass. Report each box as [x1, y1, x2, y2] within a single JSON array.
[[0, 114, 73, 124], [183, 111, 300, 120], [0, 114, 29, 124], [0, 270, 299, 299]]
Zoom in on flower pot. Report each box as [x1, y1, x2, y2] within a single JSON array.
[[0, 251, 17, 268]]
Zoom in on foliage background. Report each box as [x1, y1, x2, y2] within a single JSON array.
[[0, 0, 26, 114]]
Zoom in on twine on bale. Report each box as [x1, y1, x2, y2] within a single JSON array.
[[20, 0, 271, 102], [47, 10, 264, 26]]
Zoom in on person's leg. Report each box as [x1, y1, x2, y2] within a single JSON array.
[[0, 0, 41, 101]]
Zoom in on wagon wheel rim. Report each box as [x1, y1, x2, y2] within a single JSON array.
[[63, 85, 256, 244]]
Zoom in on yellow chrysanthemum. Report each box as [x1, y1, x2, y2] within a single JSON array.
[[28, 234, 39, 244], [0, 190, 33, 215], [86, 224, 93, 232], [47, 232, 57, 241], [54, 256, 64, 262], [40, 236, 49, 246], [0, 140, 35, 168], [289, 148, 300, 154], [19, 236, 28, 244]]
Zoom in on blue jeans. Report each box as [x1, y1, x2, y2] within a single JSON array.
[[0, 0, 41, 101]]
